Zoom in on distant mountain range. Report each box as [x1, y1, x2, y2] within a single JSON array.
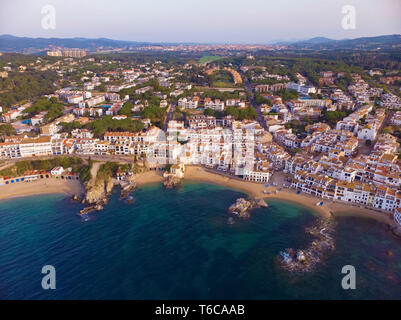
[[282, 34, 401, 50], [0, 34, 400, 53], [0, 35, 153, 53]]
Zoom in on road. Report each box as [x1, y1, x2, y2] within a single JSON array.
[[243, 74, 267, 130], [3, 153, 136, 166], [163, 103, 176, 131]]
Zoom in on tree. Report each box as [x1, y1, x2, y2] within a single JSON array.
[[204, 108, 215, 116], [86, 116, 145, 137], [239, 106, 258, 120], [0, 123, 16, 136], [24, 97, 64, 123], [225, 106, 240, 119], [118, 101, 134, 117]]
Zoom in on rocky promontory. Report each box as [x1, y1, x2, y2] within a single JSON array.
[[228, 197, 268, 218], [163, 175, 182, 189]]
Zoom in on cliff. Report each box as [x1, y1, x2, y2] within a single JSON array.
[[84, 176, 114, 205]]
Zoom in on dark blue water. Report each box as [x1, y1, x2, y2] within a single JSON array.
[[0, 182, 400, 299]]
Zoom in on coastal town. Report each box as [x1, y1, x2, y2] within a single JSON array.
[[1, 49, 401, 232], [2, 0, 401, 303]]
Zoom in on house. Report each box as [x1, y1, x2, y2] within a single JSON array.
[[51, 166, 64, 176], [163, 163, 185, 179]]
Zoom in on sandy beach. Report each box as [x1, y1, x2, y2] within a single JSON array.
[[135, 166, 396, 227], [0, 178, 84, 201], [0, 165, 395, 228]]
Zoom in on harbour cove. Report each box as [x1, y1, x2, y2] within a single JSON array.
[[0, 182, 401, 299]]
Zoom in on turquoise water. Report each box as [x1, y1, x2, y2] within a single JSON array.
[[0, 182, 400, 299]]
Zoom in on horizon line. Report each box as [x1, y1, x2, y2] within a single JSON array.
[[1, 33, 400, 46]]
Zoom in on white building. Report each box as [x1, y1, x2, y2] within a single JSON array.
[[51, 166, 64, 176]]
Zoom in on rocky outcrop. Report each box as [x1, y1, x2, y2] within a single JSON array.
[[228, 197, 268, 218], [163, 175, 182, 189], [277, 217, 337, 273], [119, 175, 137, 199], [256, 199, 268, 208], [71, 194, 81, 202], [78, 174, 114, 215], [83, 177, 112, 205]]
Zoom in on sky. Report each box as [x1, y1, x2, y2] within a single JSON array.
[[0, 0, 400, 43]]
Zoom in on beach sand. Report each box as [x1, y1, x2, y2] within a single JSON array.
[[1, 166, 395, 228], [0, 178, 84, 201], [135, 166, 396, 227]]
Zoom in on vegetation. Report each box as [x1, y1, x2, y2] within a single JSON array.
[[199, 55, 222, 64], [96, 161, 119, 182], [0, 157, 84, 178], [320, 109, 348, 127], [0, 70, 57, 107], [254, 93, 272, 106], [86, 116, 145, 137], [24, 97, 64, 122], [276, 89, 299, 100], [0, 123, 17, 136], [142, 105, 167, 127], [118, 101, 134, 117], [225, 106, 258, 120]]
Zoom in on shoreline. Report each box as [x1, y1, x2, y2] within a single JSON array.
[[135, 166, 397, 228], [0, 166, 396, 229], [0, 178, 84, 202]]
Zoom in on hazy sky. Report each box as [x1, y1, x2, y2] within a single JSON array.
[[0, 0, 400, 43]]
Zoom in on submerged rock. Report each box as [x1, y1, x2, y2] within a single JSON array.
[[277, 218, 337, 273], [392, 227, 401, 238]]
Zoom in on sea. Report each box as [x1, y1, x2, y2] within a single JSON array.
[[0, 182, 400, 299]]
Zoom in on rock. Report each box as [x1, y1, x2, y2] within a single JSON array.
[[229, 198, 253, 217], [84, 177, 114, 205], [120, 182, 137, 199], [296, 250, 306, 262], [71, 194, 81, 202], [163, 175, 182, 189], [256, 199, 268, 208], [278, 217, 337, 273], [106, 178, 114, 194], [228, 197, 267, 218]]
